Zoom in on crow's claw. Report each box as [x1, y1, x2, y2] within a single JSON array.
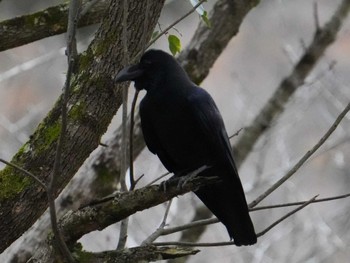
[[176, 165, 209, 190]]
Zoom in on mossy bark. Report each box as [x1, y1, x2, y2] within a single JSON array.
[[0, 0, 165, 253], [0, 0, 110, 52]]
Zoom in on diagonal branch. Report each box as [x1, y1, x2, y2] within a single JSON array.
[[233, 0, 350, 167], [152, 195, 318, 247], [94, 192, 349, 239], [74, 245, 199, 262], [256, 195, 318, 237], [0, 0, 110, 52], [58, 176, 219, 246], [45, 1, 81, 261], [250, 102, 350, 208]]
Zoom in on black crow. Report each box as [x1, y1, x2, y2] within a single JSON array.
[[115, 49, 257, 246]]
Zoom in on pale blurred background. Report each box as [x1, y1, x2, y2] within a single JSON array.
[[1, 0, 350, 262]]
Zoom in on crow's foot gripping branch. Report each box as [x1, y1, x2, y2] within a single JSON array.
[[160, 165, 210, 192]]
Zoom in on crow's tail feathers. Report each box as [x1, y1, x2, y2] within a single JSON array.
[[194, 178, 257, 246]]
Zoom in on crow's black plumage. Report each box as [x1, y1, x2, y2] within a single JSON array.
[[116, 49, 257, 246]]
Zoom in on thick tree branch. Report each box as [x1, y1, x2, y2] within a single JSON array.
[[73, 245, 199, 262], [59, 176, 219, 246], [178, 0, 259, 84], [0, 0, 109, 52]]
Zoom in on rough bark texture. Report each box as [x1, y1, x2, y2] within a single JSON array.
[[0, 0, 110, 52], [178, 0, 259, 84], [59, 177, 219, 247], [72, 246, 199, 263], [0, 0, 165, 253], [37, 177, 216, 261]]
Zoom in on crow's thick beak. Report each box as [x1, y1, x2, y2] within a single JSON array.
[[115, 64, 144, 83]]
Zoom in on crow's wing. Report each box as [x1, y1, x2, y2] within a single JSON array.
[[187, 87, 239, 176], [139, 98, 176, 172], [187, 87, 257, 245]]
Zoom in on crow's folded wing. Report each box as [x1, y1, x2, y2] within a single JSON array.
[[139, 98, 176, 172], [187, 87, 239, 176]]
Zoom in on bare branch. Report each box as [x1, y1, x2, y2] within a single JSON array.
[[146, 192, 350, 237], [152, 196, 318, 247], [74, 245, 199, 262], [145, 0, 207, 51], [256, 195, 318, 237], [46, 1, 81, 262], [129, 91, 140, 191], [117, 0, 131, 250], [233, 0, 350, 167], [250, 102, 350, 208], [161, 218, 218, 237], [0, 0, 109, 52], [58, 175, 218, 246], [141, 199, 173, 245], [146, 171, 171, 186], [251, 192, 350, 211], [313, 1, 320, 31], [228, 127, 244, 139]]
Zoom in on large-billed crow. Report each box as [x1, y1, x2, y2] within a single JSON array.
[[116, 49, 257, 246]]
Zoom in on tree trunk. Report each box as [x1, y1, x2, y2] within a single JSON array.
[[0, 0, 165, 253]]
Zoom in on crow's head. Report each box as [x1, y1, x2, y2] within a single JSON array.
[[115, 49, 187, 91]]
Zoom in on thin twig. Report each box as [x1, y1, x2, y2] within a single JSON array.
[[141, 199, 173, 245], [0, 158, 46, 190], [153, 196, 318, 247], [146, 171, 171, 186], [145, 0, 206, 50], [127, 0, 149, 189], [129, 90, 139, 191], [129, 0, 206, 62], [249, 102, 350, 208], [117, 0, 130, 250], [313, 1, 320, 31], [157, 192, 350, 237], [257, 195, 318, 237], [47, 0, 80, 262], [234, 0, 350, 168], [119, 0, 130, 193], [153, 240, 234, 247], [99, 141, 108, 147], [228, 127, 244, 139], [161, 218, 217, 237], [251, 192, 350, 211]]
